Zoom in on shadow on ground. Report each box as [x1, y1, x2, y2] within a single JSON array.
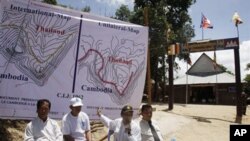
[[162, 109, 235, 123]]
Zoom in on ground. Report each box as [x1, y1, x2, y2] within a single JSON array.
[[153, 104, 250, 141], [0, 104, 249, 141]]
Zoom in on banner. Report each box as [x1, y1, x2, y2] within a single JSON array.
[[0, 0, 148, 120], [186, 37, 239, 53]]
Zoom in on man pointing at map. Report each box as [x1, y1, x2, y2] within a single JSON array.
[[97, 105, 141, 141]]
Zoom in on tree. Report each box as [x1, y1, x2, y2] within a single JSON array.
[[58, 4, 75, 10], [243, 63, 250, 95], [130, 0, 195, 101], [218, 64, 234, 75], [243, 75, 250, 95], [115, 5, 131, 22], [246, 63, 250, 71], [43, 0, 57, 5], [81, 6, 91, 13]]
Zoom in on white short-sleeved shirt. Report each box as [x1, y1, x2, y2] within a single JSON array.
[[139, 119, 163, 141], [24, 117, 63, 141], [100, 115, 141, 141], [62, 111, 90, 141]]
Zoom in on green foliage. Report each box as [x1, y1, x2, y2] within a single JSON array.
[[244, 74, 250, 83], [243, 81, 250, 95], [131, 0, 196, 82], [57, 4, 67, 8], [243, 63, 250, 95], [115, 5, 131, 22], [43, 0, 57, 5], [81, 6, 91, 12], [218, 64, 234, 75], [246, 63, 250, 70]]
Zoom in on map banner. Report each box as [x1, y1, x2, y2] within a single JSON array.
[[0, 0, 148, 120]]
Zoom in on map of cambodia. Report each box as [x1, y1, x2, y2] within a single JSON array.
[[0, 4, 79, 86], [77, 35, 146, 104]]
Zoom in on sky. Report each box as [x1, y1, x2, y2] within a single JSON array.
[[57, 0, 134, 16], [57, 0, 250, 79], [178, 0, 250, 80]]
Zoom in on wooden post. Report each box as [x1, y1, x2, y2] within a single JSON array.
[[168, 53, 174, 110], [235, 25, 242, 123], [144, 7, 152, 105], [168, 44, 174, 110], [235, 39, 242, 123]]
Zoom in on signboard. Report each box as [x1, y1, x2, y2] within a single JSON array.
[[0, 0, 148, 120], [186, 37, 239, 53]]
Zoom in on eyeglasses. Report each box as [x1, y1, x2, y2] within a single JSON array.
[[122, 112, 133, 117]]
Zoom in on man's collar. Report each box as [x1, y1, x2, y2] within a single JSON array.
[[37, 116, 49, 123]]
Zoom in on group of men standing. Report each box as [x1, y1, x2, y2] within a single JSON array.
[[97, 104, 163, 141], [24, 98, 163, 141]]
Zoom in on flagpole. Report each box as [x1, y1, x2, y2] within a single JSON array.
[[236, 24, 240, 38], [201, 13, 204, 40], [215, 68, 218, 104], [202, 27, 204, 40], [213, 47, 218, 104], [185, 61, 188, 105], [201, 13, 213, 40]]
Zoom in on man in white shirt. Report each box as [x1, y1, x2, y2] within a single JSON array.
[[97, 105, 141, 141], [24, 99, 63, 141], [62, 97, 91, 141], [139, 104, 163, 141]]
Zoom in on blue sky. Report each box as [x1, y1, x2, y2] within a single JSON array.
[[57, 0, 134, 17], [57, 0, 250, 41], [190, 0, 250, 42], [57, 0, 250, 78], [185, 0, 250, 79]]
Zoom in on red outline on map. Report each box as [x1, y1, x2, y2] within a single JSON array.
[[78, 49, 133, 95]]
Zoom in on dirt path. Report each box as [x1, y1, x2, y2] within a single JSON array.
[[152, 104, 250, 141]]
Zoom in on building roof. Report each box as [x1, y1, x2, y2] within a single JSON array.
[[175, 53, 235, 85], [186, 53, 225, 76]]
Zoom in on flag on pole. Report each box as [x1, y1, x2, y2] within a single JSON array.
[[232, 12, 243, 27], [200, 13, 213, 29]]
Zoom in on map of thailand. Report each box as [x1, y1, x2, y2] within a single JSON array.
[[78, 35, 146, 104], [0, 4, 79, 86]]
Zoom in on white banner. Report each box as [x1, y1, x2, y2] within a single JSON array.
[[0, 0, 148, 120]]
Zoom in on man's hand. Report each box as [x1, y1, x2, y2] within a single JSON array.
[[97, 107, 102, 117]]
